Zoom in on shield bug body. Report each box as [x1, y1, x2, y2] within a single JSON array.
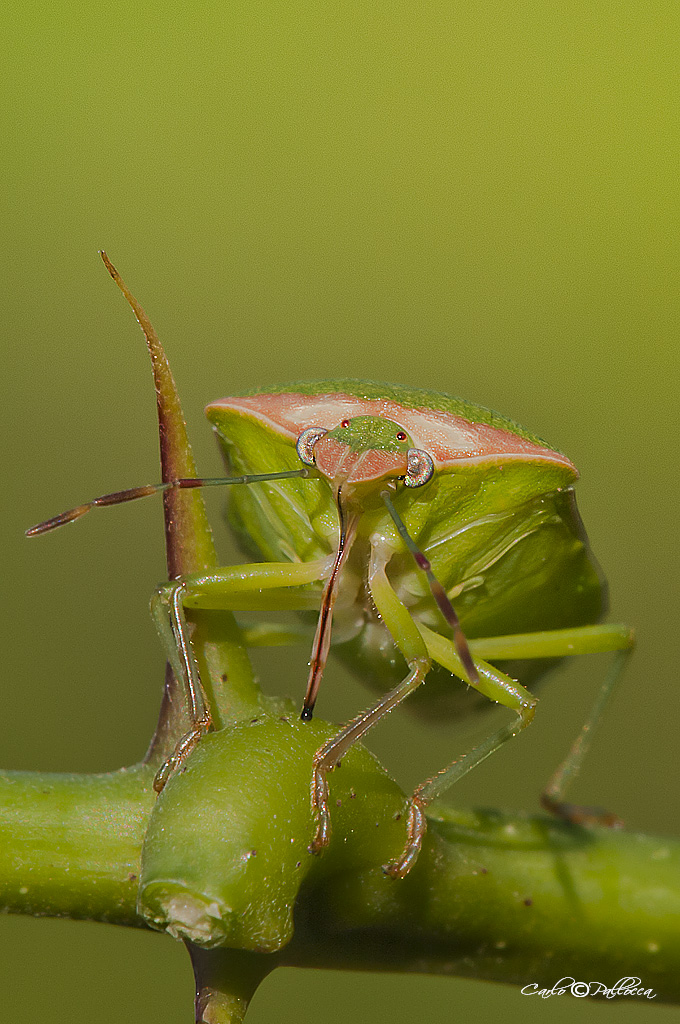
[[28, 284, 633, 878], [196, 385, 633, 873]]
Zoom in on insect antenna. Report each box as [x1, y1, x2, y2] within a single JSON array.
[[380, 489, 479, 686], [26, 469, 310, 537], [301, 487, 358, 721]]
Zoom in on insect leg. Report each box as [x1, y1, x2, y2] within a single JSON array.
[[419, 622, 634, 832], [467, 624, 634, 826], [150, 557, 331, 791], [387, 705, 537, 878], [151, 581, 212, 792], [467, 623, 634, 661], [382, 624, 539, 878], [540, 647, 632, 826], [237, 622, 313, 647], [309, 536, 431, 854], [381, 489, 479, 686], [418, 623, 537, 707]]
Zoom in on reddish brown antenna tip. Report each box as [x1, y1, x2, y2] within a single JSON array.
[[99, 250, 118, 280]]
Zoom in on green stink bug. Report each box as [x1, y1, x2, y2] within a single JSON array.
[[27, 265, 634, 879]]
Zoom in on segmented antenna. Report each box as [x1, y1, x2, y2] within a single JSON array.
[[380, 489, 479, 686], [300, 487, 358, 720], [26, 469, 310, 537]]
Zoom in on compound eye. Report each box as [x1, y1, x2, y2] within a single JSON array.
[[340, 418, 350, 428], [296, 427, 328, 466], [396, 431, 407, 441], [404, 448, 434, 488]]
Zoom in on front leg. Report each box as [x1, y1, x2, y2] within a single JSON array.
[[309, 536, 431, 854], [150, 557, 331, 791], [309, 652, 431, 853], [386, 701, 536, 878], [309, 536, 540, 876]]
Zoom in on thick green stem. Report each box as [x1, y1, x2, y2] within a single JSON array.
[[189, 946, 274, 1024], [1, 764, 678, 1002], [0, 764, 155, 925], [294, 808, 680, 1001]]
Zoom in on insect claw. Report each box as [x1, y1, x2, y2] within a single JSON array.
[[308, 834, 328, 856], [541, 795, 624, 829], [152, 715, 212, 793], [308, 808, 331, 854], [383, 798, 427, 879], [309, 756, 332, 852]]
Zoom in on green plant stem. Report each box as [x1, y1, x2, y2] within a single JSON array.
[[0, 764, 155, 925], [189, 946, 275, 1024], [295, 808, 680, 1001], [1, 766, 678, 1003]]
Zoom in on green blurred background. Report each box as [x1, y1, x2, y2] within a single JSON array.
[[1, 1, 678, 1021]]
